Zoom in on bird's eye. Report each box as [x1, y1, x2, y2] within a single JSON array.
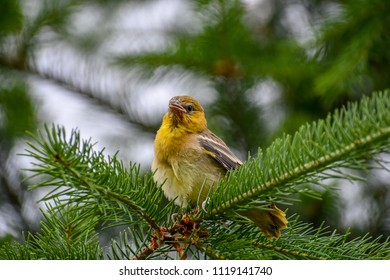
[[185, 105, 194, 112]]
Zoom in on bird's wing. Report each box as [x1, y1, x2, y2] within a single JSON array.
[[198, 130, 242, 171]]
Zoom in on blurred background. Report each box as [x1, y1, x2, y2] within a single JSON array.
[[1, 0, 390, 244]]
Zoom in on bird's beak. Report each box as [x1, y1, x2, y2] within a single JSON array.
[[168, 98, 186, 117]]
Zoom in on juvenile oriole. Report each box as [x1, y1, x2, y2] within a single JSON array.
[[152, 95, 287, 239]]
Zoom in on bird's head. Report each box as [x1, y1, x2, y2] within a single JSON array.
[[165, 95, 207, 133]]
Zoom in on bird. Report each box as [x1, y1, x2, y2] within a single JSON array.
[[151, 95, 287, 239]]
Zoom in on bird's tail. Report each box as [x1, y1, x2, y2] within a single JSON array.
[[239, 205, 288, 239]]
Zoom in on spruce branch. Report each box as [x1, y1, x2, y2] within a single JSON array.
[[203, 216, 390, 260], [0, 200, 103, 260], [203, 90, 390, 219], [22, 124, 177, 233]]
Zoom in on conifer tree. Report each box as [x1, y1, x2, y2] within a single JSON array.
[[1, 0, 390, 259]]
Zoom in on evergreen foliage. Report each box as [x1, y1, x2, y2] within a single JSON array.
[[1, 90, 390, 259], [1, 0, 390, 260]]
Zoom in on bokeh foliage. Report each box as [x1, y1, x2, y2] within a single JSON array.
[[0, 0, 389, 253]]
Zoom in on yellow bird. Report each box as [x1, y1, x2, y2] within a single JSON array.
[[152, 95, 287, 239]]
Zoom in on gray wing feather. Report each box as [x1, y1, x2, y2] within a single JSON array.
[[198, 131, 242, 171]]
